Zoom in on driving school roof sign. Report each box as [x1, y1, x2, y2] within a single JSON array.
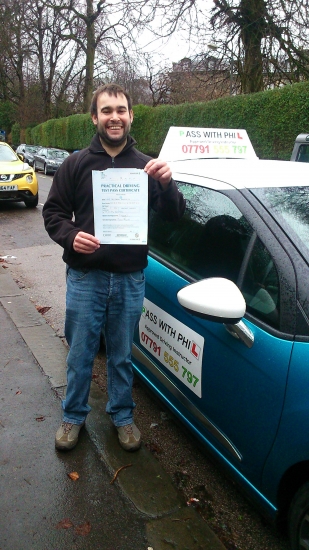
[[159, 127, 258, 161]]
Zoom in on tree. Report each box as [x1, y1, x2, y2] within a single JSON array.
[[142, 54, 172, 106], [27, 0, 82, 119], [0, 0, 32, 126], [210, 0, 309, 93], [152, 0, 309, 94], [53, 0, 158, 112]]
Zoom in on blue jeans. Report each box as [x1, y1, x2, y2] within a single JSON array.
[[63, 268, 145, 427]]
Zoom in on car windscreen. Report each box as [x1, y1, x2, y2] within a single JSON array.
[[48, 150, 69, 159], [0, 146, 18, 162], [251, 186, 309, 260]]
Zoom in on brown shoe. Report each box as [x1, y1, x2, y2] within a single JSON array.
[[116, 423, 141, 451], [55, 421, 85, 451]]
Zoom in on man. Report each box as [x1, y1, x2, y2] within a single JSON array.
[[43, 83, 185, 452]]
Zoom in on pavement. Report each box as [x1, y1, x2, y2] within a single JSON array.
[[0, 264, 226, 550]]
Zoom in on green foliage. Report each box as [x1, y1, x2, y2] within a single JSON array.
[[0, 102, 17, 139], [27, 81, 309, 158], [11, 123, 21, 146], [30, 113, 96, 151], [129, 82, 309, 159]]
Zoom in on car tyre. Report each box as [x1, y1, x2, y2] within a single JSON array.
[[24, 193, 39, 208], [288, 482, 309, 550], [44, 163, 48, 175], [33, 161, 38, 172]]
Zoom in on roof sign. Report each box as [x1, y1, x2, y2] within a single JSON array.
[[159, 127, 258, 161]]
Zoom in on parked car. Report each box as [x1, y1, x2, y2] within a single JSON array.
[[16, 144, 42, 166], [131, 127, 309, 550], [0, 142, 38, 207], [290, 133, 309, 162], [33, 147, 69, 175]]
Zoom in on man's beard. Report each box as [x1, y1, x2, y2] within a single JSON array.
[[97, 121, 131, 148]]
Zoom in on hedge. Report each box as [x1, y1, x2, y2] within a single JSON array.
[[26, 80, 309, 160]]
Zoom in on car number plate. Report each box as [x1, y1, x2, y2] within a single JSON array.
[[0, 185, 18, 191]]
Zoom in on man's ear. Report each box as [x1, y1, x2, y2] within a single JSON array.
[[92, 114, 98, 126], [130, 110, 134, 123]]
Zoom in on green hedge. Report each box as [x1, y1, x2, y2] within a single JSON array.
[[11, 122, 21, 146], [27, 80, 309, 159]]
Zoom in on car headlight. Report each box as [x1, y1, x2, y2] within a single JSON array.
[[25, 174, 34, 183], [22, 163, 31, 170], [48, 160, 56, 165]]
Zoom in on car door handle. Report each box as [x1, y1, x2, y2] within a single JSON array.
[[224, 321, 254, 348]]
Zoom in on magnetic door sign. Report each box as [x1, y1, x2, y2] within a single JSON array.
[[92, 168, 148, 244], [139, 297, 204, 397], [159, 126, 258, 161]]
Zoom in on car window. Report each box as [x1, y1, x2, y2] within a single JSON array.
[[55, 150, 69, 159], [252, 186, 309, 263], [296, 144, 309, 162], [47, 150, 65, 159], [241, 236, 280, 328], [149, 182, 280, 329], [0, 146, 18, 162], [149, 183, 252, 282]]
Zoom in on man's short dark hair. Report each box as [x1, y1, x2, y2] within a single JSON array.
[[90, 84, 133, 116]]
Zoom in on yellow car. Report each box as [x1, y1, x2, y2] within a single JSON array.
[[0, 142, 38, 208]]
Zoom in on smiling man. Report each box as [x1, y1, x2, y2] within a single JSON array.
[[92, 89, 133, 151], [43, 83, 185, 453]]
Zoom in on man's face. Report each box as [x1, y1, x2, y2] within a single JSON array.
[[92, 92, 133, 148]]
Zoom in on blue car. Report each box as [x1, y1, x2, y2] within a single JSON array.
[[132, 127, 309, 550]]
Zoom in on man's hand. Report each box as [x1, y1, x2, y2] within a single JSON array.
[[73, 231, 100, 254], [144, 159, 172, 189]]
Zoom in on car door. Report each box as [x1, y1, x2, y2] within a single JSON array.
[[133, 181, 295, 490], [37, 148, 46, 170]]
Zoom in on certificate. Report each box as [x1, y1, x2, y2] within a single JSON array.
[[92, 168, 148, 245]]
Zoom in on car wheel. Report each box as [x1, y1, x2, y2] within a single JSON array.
[[44, 163, 48, 175], [24, 193, 39, 208], [33, 161, 38, 172], [288, 482, 309, 549]]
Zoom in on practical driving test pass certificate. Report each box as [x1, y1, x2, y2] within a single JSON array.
[[92, 168, 148, 245]]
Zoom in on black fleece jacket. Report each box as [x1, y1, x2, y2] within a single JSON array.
[[42, 133, 185, 272]]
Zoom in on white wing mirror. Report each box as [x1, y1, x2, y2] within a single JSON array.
[[177, 277, 246, 324]]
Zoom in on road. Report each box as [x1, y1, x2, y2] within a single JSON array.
[[0, 173, 291, 550]]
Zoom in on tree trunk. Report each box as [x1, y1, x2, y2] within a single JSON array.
[[239, 0, 265, 93], [82, 0, 95, 113]]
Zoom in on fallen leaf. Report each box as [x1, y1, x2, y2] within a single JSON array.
[[187, 497, 200, 506], [36, 306, 51, 315], [16, 391, 22, 395], [110, 463, 132, 484], [75, 521, 91, 536], [145, 441, 162, 454], [55, 518, 74, 530], [35, 416, 45, 422], [68, 471, 79, 481]]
